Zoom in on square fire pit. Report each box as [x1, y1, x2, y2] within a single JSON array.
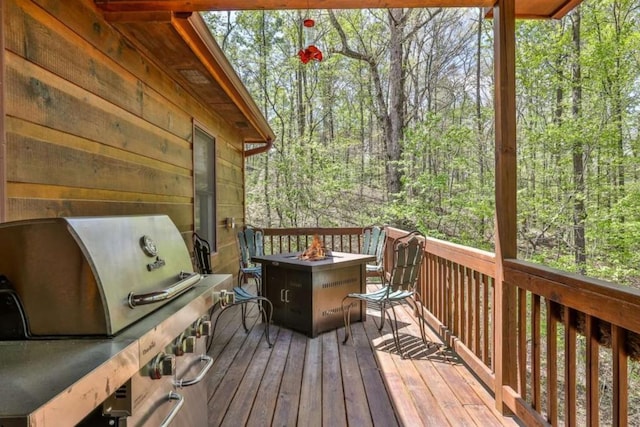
[[252, 251, 376, 338]]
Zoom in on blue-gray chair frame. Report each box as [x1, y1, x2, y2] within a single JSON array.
[[342, 230, 427, 359], [362, 226, 387, 283], [192, 232, 272, 352], [237, 226, 264, 289]]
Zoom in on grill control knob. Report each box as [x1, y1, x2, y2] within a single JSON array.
[[190, 315, 211, 338], [183, 335, 197, 353], [149, 353, 175, 379], [198, 320, 212, 337], [172, 333, 186, 356]]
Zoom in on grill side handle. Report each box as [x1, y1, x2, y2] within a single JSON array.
[[127, 272, 201, 308]]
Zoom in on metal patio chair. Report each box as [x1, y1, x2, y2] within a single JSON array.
[[192, 233, 272, 352], [361, 226, 387, 284], [342, 230, 428, 359], [237, 225, 264, 289], [193, 232, 213, 275]]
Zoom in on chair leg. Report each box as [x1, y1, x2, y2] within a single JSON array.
[[409, 293, 433, 349], [239, 296, 273, 345], [388, 304, 406, 359], [254, 276, 262, 297], [342, 297, 354, 344], [372, 301, 387, 331], [254, 296, 273, 347], [206, 300, 229, 353], [206, 296, 274, 353], [240, 302, 249, 332]]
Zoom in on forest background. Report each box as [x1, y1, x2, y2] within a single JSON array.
[[204, 1, 640, 289]]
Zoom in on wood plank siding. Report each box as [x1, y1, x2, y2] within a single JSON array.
[[3, 0, 263, 275], [0, 0, 5, 221]]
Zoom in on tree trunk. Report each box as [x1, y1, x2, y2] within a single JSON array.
[[385, 9, 406, 196], [329, 10, 414, 198], [260, 11, 272, 225], [296, 12, 306, 138], [476, 8, 485, 238], [571, 9, 587, 272]]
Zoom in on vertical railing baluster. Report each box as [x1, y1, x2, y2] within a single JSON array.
[[547, 300, 558, 426], [475, 271, 481, 357], [585, 314, 599, 426], [485, 276, 491, 368], [458, 264, 464, 345], [532, 294, 541, 412], [437, 258, 443, 325], [565, 306, 577, 427], [518, 287, 527, 398], [458, 264, 464, 340], [468, 268, 474, 352], [428, 253, 435, 311], [446, 260, 452, 329], [442, 259, 451, 328], [441, 260, 447, 328], [459, 265, 473, 347], [454, 263, 461, 338], [612, 324, 628, 426]]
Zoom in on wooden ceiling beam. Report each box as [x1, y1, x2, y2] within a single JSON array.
[[95, 0, 582, 19], [102, 10, 175, 22], [551, 0, 582, 19], [95, 0, 494, 12]]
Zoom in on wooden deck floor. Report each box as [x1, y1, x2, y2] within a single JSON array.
[[204, 286, 521, 427]]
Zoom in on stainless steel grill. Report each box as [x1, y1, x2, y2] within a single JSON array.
[[0, 215, 230, 426]]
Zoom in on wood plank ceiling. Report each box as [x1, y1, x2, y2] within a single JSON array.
[[105, 11, 275, 143], [96, 0, 583, 19]]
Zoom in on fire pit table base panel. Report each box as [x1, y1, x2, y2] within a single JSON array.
[[257, 252, 374, 338]]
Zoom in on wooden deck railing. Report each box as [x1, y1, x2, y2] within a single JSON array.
[[261, 226, 640, 426], [261, 227, 365, 254]]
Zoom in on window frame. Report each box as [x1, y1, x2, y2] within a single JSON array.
[[193, 122, 217, 253]]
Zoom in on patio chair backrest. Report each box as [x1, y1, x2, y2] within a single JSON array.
[[237, 226, 264, 268], [362, 226, 386, 265], [193, 232, 213, 274], [387, 231, 425, 292]]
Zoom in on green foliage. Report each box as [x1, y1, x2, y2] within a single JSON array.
[[207, 2, 640, 287]]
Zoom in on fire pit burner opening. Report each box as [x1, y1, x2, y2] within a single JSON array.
[[298, 234, 328, 261]]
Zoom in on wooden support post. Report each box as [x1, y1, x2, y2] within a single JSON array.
[[493, 0, 518, 414]]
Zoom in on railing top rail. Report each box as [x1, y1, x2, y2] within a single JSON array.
[[262, 227, 364, 236], [506, 258, 640, 299], [385, 226, 494, 259], [386, 226, 496, 277], [505, 258, 640, 334]]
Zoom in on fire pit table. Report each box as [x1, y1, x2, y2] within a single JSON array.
[[252, 251, 376, 338]]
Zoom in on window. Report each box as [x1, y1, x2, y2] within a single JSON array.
[[194, 126, 216, 251]]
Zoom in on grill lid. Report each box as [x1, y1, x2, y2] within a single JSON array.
[[0, 215, 199, 338]]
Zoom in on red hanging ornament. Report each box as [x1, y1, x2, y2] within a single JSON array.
[[298, 48, 311, 64], [306, 45, 323, 61], [298, 16, 322, 64], [297, 45, 323, 64]]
